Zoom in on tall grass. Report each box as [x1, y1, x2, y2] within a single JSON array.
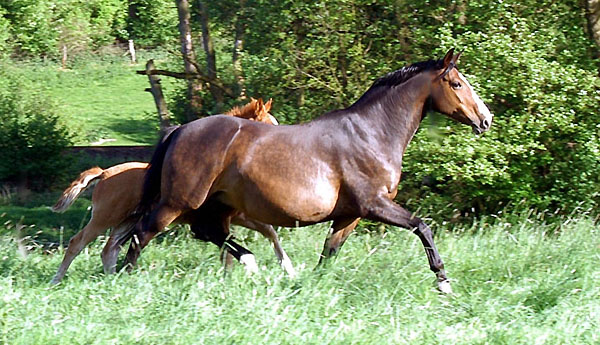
[[0, 213, 598, 344]]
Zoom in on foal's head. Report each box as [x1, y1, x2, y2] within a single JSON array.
[[430, 49, 493, 134], [225, 97, 278, 125]]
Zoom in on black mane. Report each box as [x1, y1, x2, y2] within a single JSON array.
[[351, 58, 445, 108]]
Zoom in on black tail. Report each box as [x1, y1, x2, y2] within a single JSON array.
[[136, 125, 181, 216]]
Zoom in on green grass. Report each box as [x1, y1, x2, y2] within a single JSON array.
[[0, 213, 598, 344], [11, 52, 181, 146]]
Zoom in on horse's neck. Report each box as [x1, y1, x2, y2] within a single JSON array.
[[354, 73, 432, 164]]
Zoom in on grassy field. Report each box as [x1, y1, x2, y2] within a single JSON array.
[[0, 212, 598, 345], [12, 52, 182, 146]]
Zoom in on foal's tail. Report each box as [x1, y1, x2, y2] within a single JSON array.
[[52, 167, 105, 213], [135, 125, 181, 216]]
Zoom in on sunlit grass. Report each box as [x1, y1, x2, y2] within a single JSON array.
[[9, 52, 181, 146], [0, 213, 598, 344]]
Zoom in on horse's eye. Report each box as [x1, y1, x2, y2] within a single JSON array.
[[451, 81, 462, 89]]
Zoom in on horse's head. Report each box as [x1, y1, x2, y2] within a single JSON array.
[[430, 49, 493, 134], [225, 98, 278, 125], [251, 97, 278, 125]]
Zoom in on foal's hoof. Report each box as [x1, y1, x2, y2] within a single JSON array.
[[240, 254, 259, 274], [437, 279, 453, 294]]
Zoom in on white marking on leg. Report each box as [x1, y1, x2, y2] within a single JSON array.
[[280, 253, 296, 278], [438, 279, 453, 294], [240, 254, 259, 274]]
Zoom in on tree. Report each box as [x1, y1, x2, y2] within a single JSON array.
[[585, 0, 600, 57]]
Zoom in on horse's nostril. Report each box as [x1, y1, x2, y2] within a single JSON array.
[[482, 119, 490, 129]]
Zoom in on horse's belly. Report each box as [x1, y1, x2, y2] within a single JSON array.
[[234, 177, 339, 226]]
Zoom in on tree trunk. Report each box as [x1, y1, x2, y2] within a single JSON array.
[[232, 0, 247, 100], [176, 0, 203, 121], [586, 0, 600, 58], [144, 60, 171, 135], [61, 44, 67, 69], [197, 0, 224, 113]]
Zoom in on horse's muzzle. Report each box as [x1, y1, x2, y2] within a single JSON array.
[[472, 116, 493, 135]]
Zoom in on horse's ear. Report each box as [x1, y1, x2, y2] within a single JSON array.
[[264, 98, 272, 112], [250, 97, 257, 104], [442, 48, 455, 68], [453, 50, 463, 64]]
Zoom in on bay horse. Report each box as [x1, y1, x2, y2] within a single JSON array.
[[50, 98, 294, 284], [127, 49, 493, 293]]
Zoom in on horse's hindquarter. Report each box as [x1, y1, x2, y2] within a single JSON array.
[[161, 117, 244, 209]]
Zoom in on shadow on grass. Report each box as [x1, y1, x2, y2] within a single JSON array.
[[104, 113, 160, 145]]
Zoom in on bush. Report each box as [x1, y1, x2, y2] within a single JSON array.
[[0, 63, 73, 190]]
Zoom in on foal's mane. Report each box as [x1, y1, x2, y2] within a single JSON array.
[[351, 58, 445, 108], [225, 101, 257, 119]]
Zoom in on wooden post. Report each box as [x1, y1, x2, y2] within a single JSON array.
[[61, 44, 67, 69], [128, 39, 136, 64], [144, 60, 171, 134]]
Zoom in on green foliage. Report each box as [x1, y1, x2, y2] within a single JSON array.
[[126, 0, 178, 46], [400, 0, 600, 217], [0, 214, 598, 344], [0, 0, 127, 58], [0, 64, 73, 189]]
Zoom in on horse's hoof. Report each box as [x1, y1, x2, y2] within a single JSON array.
[[240, 254, 259, 274], [438, 279, 453, 294], [49, 277, 61, 285]]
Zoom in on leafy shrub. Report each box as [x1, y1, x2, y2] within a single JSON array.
[[0, 64, 73, 190], [399, 0, 600, 218]]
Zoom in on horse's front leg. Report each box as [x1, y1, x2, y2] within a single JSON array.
[[318, 217, 361, 264], [365, 196, 452, 293]]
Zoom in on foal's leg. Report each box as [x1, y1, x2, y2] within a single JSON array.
[[366, 197, 452, 293], [232, 214, 295, 277], [318, 218, 360, 265], [124, 204, 182, 270], [50, 216, 108, 284]]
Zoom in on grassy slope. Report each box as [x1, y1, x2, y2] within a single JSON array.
[[14, 54, 178, 146], [0, 216, 598, 345]]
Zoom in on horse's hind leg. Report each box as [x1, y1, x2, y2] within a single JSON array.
[[189, 202, 258, 273], [318, 218, 361, 265], [50, 217, 107, 284], [124, 204, 182, 270]]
